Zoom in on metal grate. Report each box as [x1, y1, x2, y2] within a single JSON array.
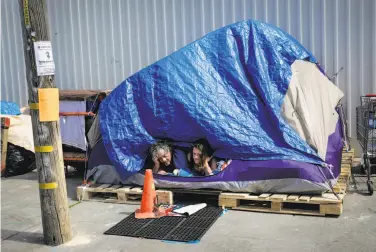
[[104, 206, 223, 242]]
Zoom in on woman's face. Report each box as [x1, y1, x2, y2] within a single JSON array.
[[192, 147, 202, 165], [157, 149, 172, 166]]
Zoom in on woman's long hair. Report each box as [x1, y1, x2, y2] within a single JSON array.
[[189, 141, 210, 169]]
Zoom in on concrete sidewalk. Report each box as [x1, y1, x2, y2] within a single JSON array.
[[1, 169, 376, 252]]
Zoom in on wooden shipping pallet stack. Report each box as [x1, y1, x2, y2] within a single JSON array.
[[77, 149, 354, 217]]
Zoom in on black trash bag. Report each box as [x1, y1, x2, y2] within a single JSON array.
[[3, 143, 36, 177]]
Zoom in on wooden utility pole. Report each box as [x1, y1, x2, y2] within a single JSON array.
[[18, 0, 72, 246]]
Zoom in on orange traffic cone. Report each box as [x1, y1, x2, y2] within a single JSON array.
[[135, 169, 166, 219]]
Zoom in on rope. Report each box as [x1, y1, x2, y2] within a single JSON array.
[[318, 164, 340, 200]]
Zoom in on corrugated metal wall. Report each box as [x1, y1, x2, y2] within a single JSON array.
[[1, 0, 28, 107], [1, 0, 376, 137]]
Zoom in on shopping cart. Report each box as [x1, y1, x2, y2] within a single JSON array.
[[356, 94, 376, 195]]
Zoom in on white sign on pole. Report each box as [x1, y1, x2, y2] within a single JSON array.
[[33, 41, 55, 76]]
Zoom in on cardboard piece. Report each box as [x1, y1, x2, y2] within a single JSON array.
[[38, 88, 59, 122]]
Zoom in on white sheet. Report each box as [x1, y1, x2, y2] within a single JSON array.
[[281, 60, 344, 160], [1, 108, 34, 152]]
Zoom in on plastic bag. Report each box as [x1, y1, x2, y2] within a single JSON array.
[[3, 143, 36, 177]]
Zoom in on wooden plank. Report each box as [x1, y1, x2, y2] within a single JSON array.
[[344, 171, 351, 177], [117, 186, 132, 193], [341, 170, 351, 175], [311, 193, 343, 203], [338, 184, 347, 190], [218, 197, 239, 208], [233, 205, 325, 217], [258, 193, 271, 199], [320, 203, 342, 215], [94, 184, 111, 192], [336, 182, 347, 189], [269, 194, 288, 202], [342, 167, 351, 172], [342, 148, 354, 154], [76, 186, 85, 201], [341, 161, 352, 165], [117, 191, 128, 203], [287, 195, 300, 201], [76, 186, 94, 201], [103, 185, 122, 192], [337, 177, 346, 182], [88, 184, 101, 188], [83, 184, 101, 192], [342, 150, 354, 155], [341, 153, 353, 158], [311, 196, 339, 203], [341, 163, 351, 169], [271, 202, 282, 211], [219, 193, 249, 199], [322, 193, 344, 200], [130, 187, 143, 193], [341, 158, 354, 162], [298, 196, 311, 202], [244, 195, 261, 200], [342, 152, 354, 157]]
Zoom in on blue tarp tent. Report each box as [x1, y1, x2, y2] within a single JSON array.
[[93, 20, 344, 193]]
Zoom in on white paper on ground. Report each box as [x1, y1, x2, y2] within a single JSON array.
[[173, 203, 207, 216]]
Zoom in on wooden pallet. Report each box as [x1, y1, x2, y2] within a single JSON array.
[[332, 149, 354, 193], [76, 184, 173, 205], [218, 192, 344, 216], [332, 164, 351, 193], [341, 149, 355, 166], [77, 149, 354, 217], [219, 149, 354, 216]]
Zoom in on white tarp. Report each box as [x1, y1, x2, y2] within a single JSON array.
[[281, 60, 344, 160], [1, 107, 34, 152]]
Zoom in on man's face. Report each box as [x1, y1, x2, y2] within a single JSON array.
[[157, 149, 172, 166], [192, 147, 202, 165]]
